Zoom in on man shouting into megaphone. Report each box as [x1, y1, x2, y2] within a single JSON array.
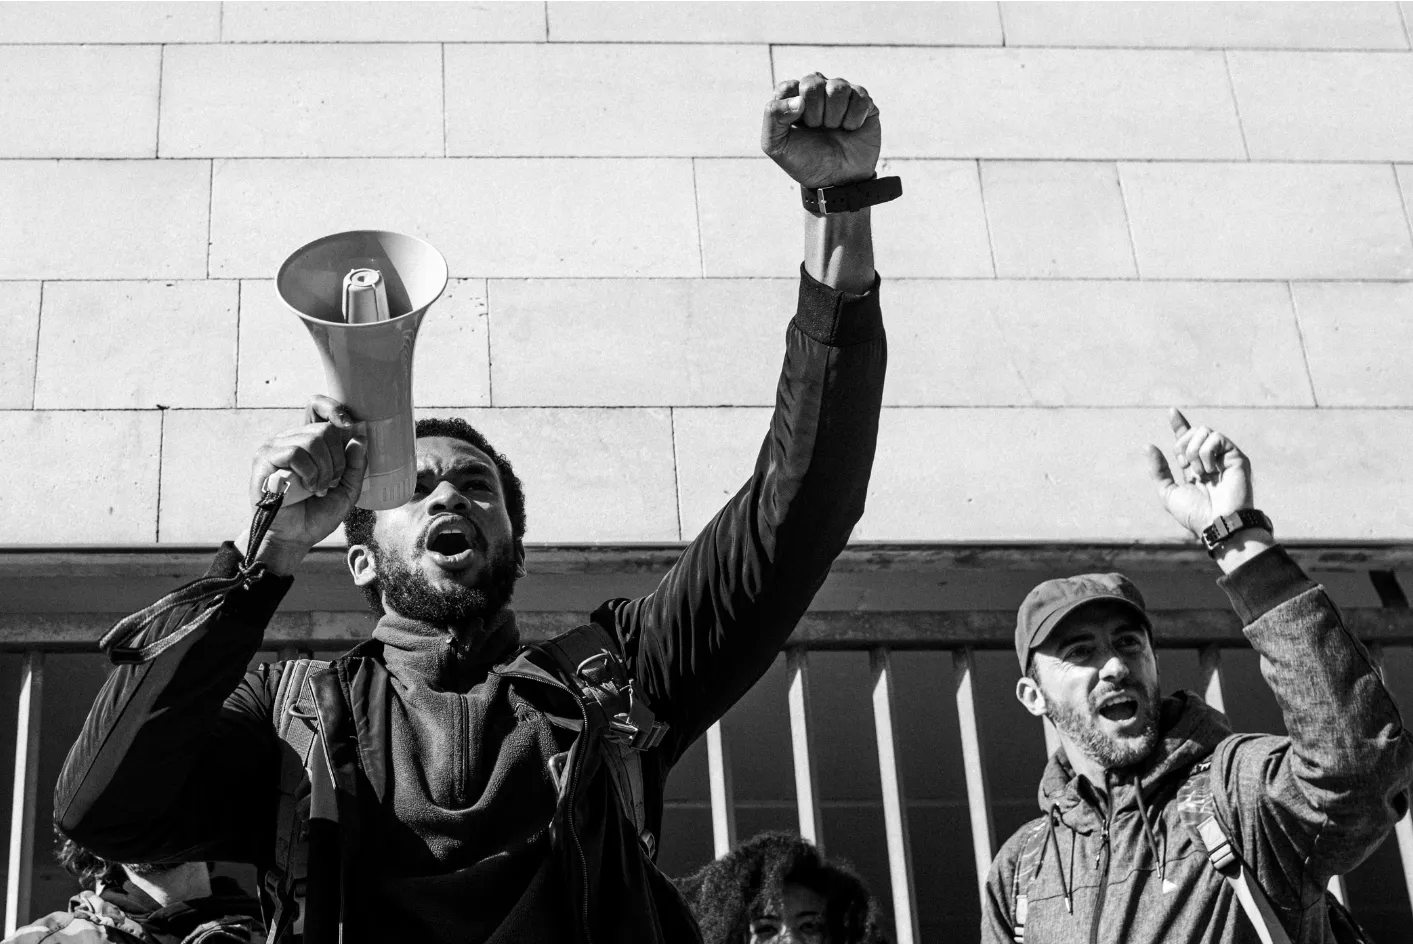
[[56, 75, 897, 944]]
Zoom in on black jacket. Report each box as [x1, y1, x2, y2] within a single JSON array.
[[54, 267, 887, 944]]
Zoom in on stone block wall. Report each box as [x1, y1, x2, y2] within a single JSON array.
[[5, 2, 1413, 547]]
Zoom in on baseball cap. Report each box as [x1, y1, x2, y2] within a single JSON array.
[[1015, 573, 1151, 671]]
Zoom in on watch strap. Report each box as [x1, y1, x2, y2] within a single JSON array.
[[1201, 509, 1273, 555], [801, 175, 903, 214]]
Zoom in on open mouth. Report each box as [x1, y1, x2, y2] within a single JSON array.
[[423, 517, 478, 569], [1097, 696, 1139, 723]]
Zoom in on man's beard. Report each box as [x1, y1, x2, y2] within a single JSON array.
[[370, 539, 519, 626], [1047, 679, 1162, 771]]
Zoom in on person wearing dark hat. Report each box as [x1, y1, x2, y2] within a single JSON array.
[[982, 409, 1413, 944]]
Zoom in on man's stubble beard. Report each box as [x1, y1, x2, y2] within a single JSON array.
[[1046, 679, 1162, 772], [372, 538, 520, 627]]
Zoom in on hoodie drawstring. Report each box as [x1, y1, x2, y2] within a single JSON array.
[[1132, 773, 1166, 883], [1033, 805, 1073, 914], [1068, 828, 1077, 898]]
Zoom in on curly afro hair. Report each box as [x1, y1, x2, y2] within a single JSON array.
[[55, 832, 124, 891], [343, 416, 527, 616], [675, 831, 888, 944]]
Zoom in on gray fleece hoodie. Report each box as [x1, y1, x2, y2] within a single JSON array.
[[982, 547, 1413, 944]]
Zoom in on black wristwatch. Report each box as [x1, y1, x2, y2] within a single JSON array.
[[801, 175, 903, 214], [1201, 509, 1273, 556]]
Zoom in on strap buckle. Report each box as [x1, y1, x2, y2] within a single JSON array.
[[575, 650, 623, 687], [1198, 816, 1237, 871], [816, 185, 864, 214], [574, 649, 666, 751]]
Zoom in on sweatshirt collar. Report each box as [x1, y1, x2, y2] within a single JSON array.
[[1038, 691, 1232, 831], [373, 608, 521, 691]]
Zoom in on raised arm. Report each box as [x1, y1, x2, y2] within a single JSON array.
[[1147, 409, 1413, 889], [54, 401, 365, 863], [609, 75, 889, 759]]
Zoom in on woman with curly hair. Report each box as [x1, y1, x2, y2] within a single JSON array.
[[676, 832, 889, 944]]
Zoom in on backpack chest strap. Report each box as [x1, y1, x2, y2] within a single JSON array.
[[1178, 759, 1294, 944], [533, 622, 670, 858], [537, 623, 667, 752], [266, 658, 330, 944]]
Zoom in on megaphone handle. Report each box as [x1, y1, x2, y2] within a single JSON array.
[[264, 469, 312, 506]]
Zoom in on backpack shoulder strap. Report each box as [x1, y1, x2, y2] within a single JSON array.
[[1010, 817, 1050, 944], [265, 658, 330, 944], [532, 622, 669, 858], [1177, 759, 1293, 944], [273, 657, 327, 757], [181, 918, 264, 944]]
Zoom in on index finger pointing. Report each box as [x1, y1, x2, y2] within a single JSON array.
[[1167, 407, 1191, 438]]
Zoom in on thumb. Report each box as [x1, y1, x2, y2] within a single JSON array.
[[761, 96, 804, 154], [333, 436, 368, 505], [1145, 443, 1177, 497]]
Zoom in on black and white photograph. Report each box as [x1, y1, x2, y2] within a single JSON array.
[[1, 2, 1413, 942]]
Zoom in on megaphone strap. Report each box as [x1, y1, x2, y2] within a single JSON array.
[[98, 485, 289, 665], [99, 572, 248, 663], [243, 484, 288, 571]]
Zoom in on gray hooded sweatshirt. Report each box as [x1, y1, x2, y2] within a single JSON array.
[[983, 547, 1413, 944]]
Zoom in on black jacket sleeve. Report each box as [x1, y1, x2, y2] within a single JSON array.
[[606, 266, 886, 763], [54, 544, 294, 864]]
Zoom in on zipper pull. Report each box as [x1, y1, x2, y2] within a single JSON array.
[[1094, 823, 1109, 869]]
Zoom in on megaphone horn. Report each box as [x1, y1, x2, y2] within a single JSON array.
[[266, 230, 448, 511]]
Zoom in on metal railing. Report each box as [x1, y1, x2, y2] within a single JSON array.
[[1, 544, 1411, 937], [696, 641, 1413, 944]]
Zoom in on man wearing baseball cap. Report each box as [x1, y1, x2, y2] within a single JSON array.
[[982, 409, 1413, 944]]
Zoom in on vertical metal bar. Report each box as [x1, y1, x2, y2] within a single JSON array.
[[1394, 811, 1413, 915], [786, 648, 823, 851], [5, 652, 44, 935], [1199, 645, 1226, 713], [870, 648, 920, 944], [706, 721, 736, 857], [952, 647, 996, 909], [1367, 644, 1413, 912]]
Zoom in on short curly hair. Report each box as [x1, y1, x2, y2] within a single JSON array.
[[343, 417, 527, 614], [675, 832, 888, 944], [55, 833, 124, 891]]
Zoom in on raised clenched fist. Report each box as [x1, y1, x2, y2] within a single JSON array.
[[761, 74, 881, 191]]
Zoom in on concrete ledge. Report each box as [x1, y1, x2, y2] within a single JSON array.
[[6, 606, 1408, 652]]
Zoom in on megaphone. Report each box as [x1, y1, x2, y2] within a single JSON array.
[[267, 230, 448, 510]]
